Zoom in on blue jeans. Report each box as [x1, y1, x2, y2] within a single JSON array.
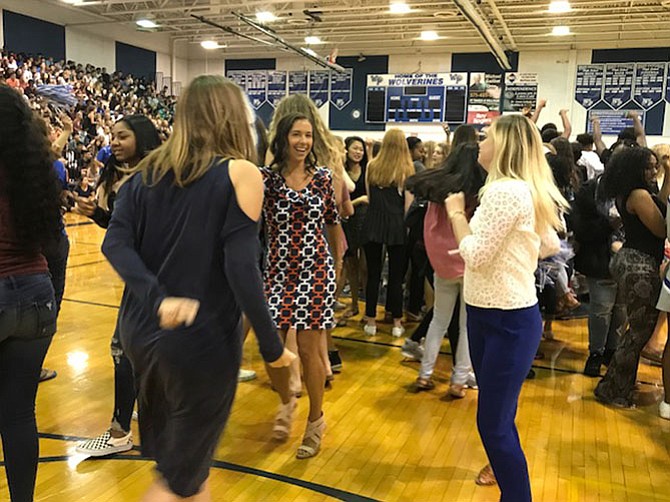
[[0, 273, 56, 502], [467, 303, 542, 502], [585, 277, 626, 355]]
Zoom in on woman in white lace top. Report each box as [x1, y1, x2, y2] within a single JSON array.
[[446, 114, 566, 502]]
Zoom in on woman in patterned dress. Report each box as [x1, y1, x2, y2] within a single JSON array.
[[262, 112, 341, 459]]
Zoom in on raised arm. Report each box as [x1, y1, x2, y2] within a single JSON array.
[[591, 116, 607, 156], [531, 99, 547, 124], [627, 111, 647, 147], [560, 109, 572, 139]]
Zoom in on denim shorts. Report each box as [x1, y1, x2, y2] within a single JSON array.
[[0, 273, 57, 344]]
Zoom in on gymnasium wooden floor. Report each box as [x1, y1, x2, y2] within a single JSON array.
[[2, 213, 670, 501]]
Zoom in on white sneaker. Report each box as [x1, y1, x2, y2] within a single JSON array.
[[391, 326, 405, 338], [465, 373, 478, 390], [363, 324, 377, 336], [238, 369, 257, 382], [76, 430, 133, 457], [660, 399, 670, 420]]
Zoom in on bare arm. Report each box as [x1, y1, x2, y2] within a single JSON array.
[[531, 99, 547, 124], [51, 115, 73, 154], [591, 116, 607, 156], [659, 156, 670, 206], [627, 189, 666, 239], [627, 111, 647, 147], [560, 109, 572, 139]]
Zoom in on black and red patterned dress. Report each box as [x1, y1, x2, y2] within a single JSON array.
[[261, 166, 339, 331]]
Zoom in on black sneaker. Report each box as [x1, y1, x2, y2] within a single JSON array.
[[602, 348, 616, 366], [583, 353, 603, 377], [328, 350, 342, 373], [526, 369, 536, 380]]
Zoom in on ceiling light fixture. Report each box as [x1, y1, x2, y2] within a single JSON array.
[[304, 36, 323, 45], [551, 25, 571, 36], [302, 47, 318, 57], [256, 11, 277, 23], [420, 30, 439, 41], [136, 19, 159, 29], [548, 1, 572, 13], [201, 40, 224, 49], [389, 2, 411, 14]]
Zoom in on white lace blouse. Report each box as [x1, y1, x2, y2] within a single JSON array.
[[459, 179, 559, 310]]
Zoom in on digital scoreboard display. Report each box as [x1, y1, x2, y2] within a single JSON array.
[[365, 73, 468, 124]]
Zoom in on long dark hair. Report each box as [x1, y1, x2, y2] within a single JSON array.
[[601, 146, 657, 200], [549, 137, 580, 193], [0, 86, 62, 249], [269, 113, 317, 172], [99, 114, 161, 196], [451, 125, 477, 149], [344, 136, 368, 170], [405, 143, 486, 204]]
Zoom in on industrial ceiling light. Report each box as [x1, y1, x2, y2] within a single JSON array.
[[389, 2, 411, 14], [136, 19, 159, 29], [302, 48, 318, 57], [420, 30, 439, 41], [548, 1, 572, 13], [551, 25, 571, 36], [201, 40, 224, 49], [304, 36, 323, 45], [256, 11, 277, 23]]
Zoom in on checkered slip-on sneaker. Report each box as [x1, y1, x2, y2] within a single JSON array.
[[75, 430, 133, 457]]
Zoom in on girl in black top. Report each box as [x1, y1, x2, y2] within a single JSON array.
[[595, 147, 670, 408], [75, 115, 162, 458], [341, 136, 368, 319], [362, 129, 414, 337]]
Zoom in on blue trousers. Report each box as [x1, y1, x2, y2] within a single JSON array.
[[467, 304, 542, 502]]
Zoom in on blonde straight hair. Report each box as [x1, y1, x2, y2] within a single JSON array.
[[483, 114, 568, 232], [132, 75, 256, 187], [269, 94, 343, 172], [367, 128, 414, 188]]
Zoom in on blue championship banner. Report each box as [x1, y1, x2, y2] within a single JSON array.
[[267, 70, 288, 108], [575, 65, 604, 109], [226, 70, 247, 92], [633, 63, 666, 110], [309, 70, 330, 108], [288, 71, 308, 95], [603, 64, 634, 109], [245, 71, 267, 110], [330, 69, 353, 110]]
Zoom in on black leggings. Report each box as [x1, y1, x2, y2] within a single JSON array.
[[364, 242, 405, 319], [111, 326, 136, 433]]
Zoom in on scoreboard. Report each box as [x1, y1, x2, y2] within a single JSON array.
[[366, 73, 468, 124]]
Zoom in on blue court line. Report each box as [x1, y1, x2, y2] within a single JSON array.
[[0, 432, 379, 502]]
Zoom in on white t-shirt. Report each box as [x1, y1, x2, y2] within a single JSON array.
[[578, 150, 604, 180]]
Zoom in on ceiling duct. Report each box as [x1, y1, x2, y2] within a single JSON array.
[[452, 0, 512, 70]]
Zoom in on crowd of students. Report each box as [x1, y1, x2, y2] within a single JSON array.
[[2, 47, 670, 502]]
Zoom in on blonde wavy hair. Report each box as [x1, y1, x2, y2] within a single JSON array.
[[268, 94, 343, 172], [132, 75, 256, 187], [367, 128, 414, 188], [483, 114, 568, 232]]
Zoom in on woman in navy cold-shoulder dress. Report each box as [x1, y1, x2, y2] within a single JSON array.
[[102, 76, 294, 501]]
